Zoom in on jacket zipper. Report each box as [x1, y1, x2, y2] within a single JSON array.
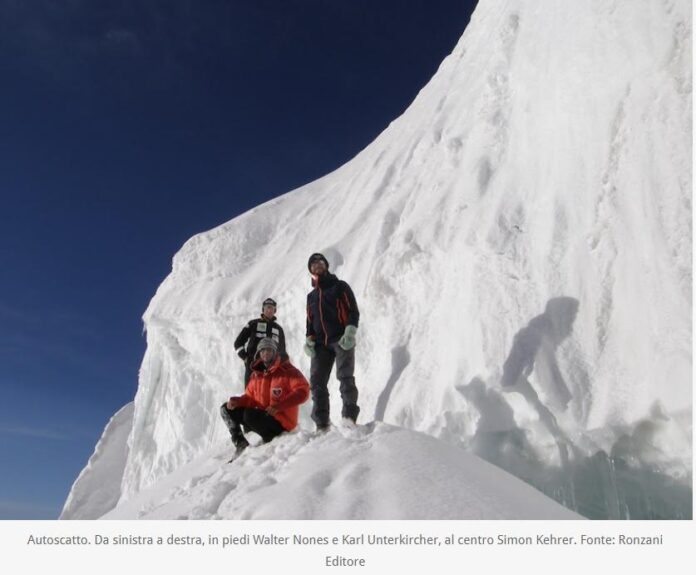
[[318, 287, 329, 346]]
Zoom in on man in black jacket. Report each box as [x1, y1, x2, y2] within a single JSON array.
[[304, 253, 360, 431], [234, 298, 286, 385]]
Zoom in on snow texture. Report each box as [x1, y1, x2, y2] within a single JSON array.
[[63, 0, 692, 520], [60, 403, 133, 520], [102, 423, 580, 520]]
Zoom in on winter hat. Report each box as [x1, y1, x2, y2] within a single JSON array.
[[262, 298, 277, 308], [257, 337, 279, 353], [307, 253, 329, 272]]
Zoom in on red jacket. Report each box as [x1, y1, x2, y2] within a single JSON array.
[[232, 357, 309, 431]]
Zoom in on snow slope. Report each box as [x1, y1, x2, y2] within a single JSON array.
[[102, 423, 580, 520], [60, 403, 133, 520], [63, 0, 692, 520]]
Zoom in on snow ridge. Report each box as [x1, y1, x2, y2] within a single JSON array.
[[60, 403, 133, 519]]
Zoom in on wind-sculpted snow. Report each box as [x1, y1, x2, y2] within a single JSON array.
[[60, 403, 133, 520], [103, 423, 581, 520], [66, 0, 692, 520]]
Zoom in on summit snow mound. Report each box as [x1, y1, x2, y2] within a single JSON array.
[[103, 423, 580, 520]]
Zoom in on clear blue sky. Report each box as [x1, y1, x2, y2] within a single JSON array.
[[0, 0, 477, 519]]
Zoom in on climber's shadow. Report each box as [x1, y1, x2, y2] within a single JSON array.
[[499, 297, 580, 465], [501, 297, 579, 409]]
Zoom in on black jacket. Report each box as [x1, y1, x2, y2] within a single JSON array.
[[234, 316, 286, 362], [306, 273, 359, 347]]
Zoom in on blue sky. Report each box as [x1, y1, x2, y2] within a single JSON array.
[[0, 0, 477, 519]]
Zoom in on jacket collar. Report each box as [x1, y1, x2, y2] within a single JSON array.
[[251, 354, 283, 374], [311, 272, 338, 288]]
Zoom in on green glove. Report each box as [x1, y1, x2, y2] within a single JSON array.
[[304, 337, 316, 358], [338, 325, 357, 350]]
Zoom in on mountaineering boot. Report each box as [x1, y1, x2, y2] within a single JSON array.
[[341, 417, 356, 428], [232, 432, 249, 452], [228, 436, 249, 463]]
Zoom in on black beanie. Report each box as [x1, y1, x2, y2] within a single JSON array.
[[307, 253, 329, 272]]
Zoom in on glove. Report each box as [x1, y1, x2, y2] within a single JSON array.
[[237, 348, 248, 361], [338, 325, 357, 350], [304, 337, 316, 358]]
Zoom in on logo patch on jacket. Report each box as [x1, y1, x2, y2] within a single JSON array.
[[272, 387, 282, 398]]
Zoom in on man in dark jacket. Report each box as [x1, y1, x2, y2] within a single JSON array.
[[304, 253, 360, 431], [234, 298, 286, 385]]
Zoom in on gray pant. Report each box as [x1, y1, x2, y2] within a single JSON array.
[[310, 342, 359, 426]]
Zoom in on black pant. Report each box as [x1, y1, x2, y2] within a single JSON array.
[[220, 404, 285, 445], [309, 343, 359, 426]]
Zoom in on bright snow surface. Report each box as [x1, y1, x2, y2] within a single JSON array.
[[61, 403, 134, 520], [101, 422, 580, 520], [62, 0, 692, 520]]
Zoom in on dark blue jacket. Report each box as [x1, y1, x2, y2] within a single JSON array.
[[306, 273, 359, 347]]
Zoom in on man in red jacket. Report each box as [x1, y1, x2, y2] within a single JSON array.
[[220, 338, 309, 455]]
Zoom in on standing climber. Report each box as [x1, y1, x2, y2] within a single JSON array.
[[234, 298, 286, 385], [304, 253, 360, 431]]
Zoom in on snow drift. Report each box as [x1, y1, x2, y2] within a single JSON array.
[[60, 403, 133, 520], [63, 0, 692, 520], [101, 423, 581, 520]]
